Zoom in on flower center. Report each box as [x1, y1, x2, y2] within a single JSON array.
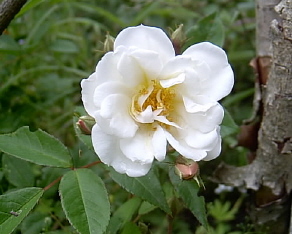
[[131, 80, 176, 124], [143, 81, 175, 115]]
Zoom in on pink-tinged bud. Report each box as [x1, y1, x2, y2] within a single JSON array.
[[76, 116, 95, 135], [175, 156, 199, 180]]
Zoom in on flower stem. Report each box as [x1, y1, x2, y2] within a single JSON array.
[[80, 160, 102, 168], [43, 176, 62, 191], [167, 215, 174, 234]]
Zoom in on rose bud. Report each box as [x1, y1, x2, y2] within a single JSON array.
[[103, 33, 115, 52], [171, 24, 186, 54], [175, 156, 199, 180], [76, 116, 95, 135]]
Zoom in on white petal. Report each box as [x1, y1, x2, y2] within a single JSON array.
[[91, 124, 120, 165], [160, 73, 185, 88], [114, 25, 175, 63], [164, 129, 207, 161], [121, 162, 152, 177], [120, 127, 155, 164], [99, 94, 138, 138], [99, 93, 124, 118], [184, 127, 219, 150], [182, 95, 217, 113], [137, 84, 154, 108], [130, 49, 163, 79], [183, 42, 234, 101], [94, 51, 122, 84], [154, 115, 181, 129], [135, 105, 155, 123], [203, 128, 222, 161], [174, 62, 208, 99], [94, 111, 113, 135], [159, 56, 206, 93], [93, 81, 131, 108], [114, 47, 164, 88], [152, 125, 167, 161], [115, 49, 145, 88], [91, 125, 151, 177], [177, 102, 224, 133], [81, 52, 123, 117], [159, 56, 194, 77], [81, 72, 99, 117], [159, 56, 195, 88], [176, 61, 209, 97], [160, 56, 194, 73]]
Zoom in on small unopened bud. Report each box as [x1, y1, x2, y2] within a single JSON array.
[[175, 155, 199, 180], [171, 24, 186, 55], [103, 33, 115, 52], [76, 116, 95, 135]]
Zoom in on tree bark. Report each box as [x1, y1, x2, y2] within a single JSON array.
[[0, 0, 27, 35], [257, 0, 280, 56], [214, 0, 292, 232]]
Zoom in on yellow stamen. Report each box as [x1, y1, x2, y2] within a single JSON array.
[[131, 80, 176, 126]]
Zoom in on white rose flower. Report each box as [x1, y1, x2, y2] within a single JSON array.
[[81, 25, 234, 177]]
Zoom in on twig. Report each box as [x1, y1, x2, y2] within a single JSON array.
[[0, 0, 27, 35]]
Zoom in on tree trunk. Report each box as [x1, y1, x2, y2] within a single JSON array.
[[214, 0, 292, 233]]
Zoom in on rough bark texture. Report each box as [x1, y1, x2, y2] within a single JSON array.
[[256, 0, 281, 56], [214, 0, 292, 232], [0, 0, 27, 35]]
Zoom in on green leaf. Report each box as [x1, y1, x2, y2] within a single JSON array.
[[169, 168, 208, 228], [50, 39, 79, 53], [221, 109, 239, 138], [0, 35, 21, 55], [17, 0, 46, 17], [106, 196, 142, 234], [59, 169, 110, 234], [20, 212, 50, 234], [131, 1, 161, 25], [0, 171, 4, 182], [2, 154, 34, 188], [208, 200, 234, 221], [0, 126, 72, 168], [71, 2, 126, 27], [109, 168, 170, 214], [185, 12, 225, 48], [208, 197, 243, 222], [222, 88, 254, 107], [120, 222, 142, 234], [138, 201, 157, 215], [25, 5, 58, 44], [0, 187, 44, 234]]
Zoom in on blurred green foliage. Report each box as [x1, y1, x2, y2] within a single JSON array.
[[0, 0, 256, 233]]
